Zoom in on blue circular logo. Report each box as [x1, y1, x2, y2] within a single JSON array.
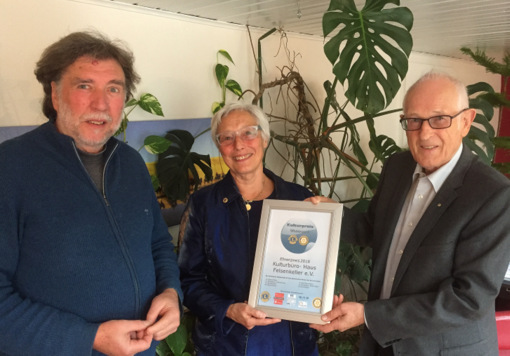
[[281, 218, 317, 254]]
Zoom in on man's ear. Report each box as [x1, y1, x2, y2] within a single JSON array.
[[461, 108, 476, 137], [51, 81, 59, 112]]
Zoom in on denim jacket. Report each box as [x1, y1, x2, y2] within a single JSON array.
[[178, 169, 317, 355]]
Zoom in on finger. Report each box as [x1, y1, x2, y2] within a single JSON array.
[[309, 322, 337, 333], [306, 196, 321, 205], [250, 309, 268, 320], [320, 305, 345, 323], [136, 329, 145, 340], [149, 322, 179, 341], [146, 311, 180, 340], [125, 319, 152, 332], [128, 334, 153, 354], [244, 317, 281, 330], [146, 303, 163, 326], [253, 317, 281, 326], [332, 293, 345, 308]]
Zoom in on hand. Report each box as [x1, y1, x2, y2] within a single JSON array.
[[93, 319, 152, 356], [309, 294, 364, 333], [226, 302, 281, 330], [306, 196, 338, 204], [145, 288, 181, 341]]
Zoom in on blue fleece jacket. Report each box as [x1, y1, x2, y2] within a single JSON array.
[[0, 122, 182, 355]]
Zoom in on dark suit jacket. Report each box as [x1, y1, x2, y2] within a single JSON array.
[[342, 145, 510, 355]]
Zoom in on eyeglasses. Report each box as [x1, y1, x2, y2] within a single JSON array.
[[399, 108, 469, 131], [216, 125, 261, 146]]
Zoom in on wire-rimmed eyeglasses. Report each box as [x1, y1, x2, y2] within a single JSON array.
[[216, 125, 261, 146], [399, 108, 469, 131]]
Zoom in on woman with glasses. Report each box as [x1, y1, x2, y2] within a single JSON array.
[[178, 103, 318, 355]]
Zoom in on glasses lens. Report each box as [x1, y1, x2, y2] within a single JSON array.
[[242, 126, 259, 140], [429, 116, 451, 129], [217, 132, 234, 145], [403, 118, 422, 131]]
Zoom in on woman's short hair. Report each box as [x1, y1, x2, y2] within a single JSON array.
[[211, 103, 271, 147], [34, 31, 140, 122]]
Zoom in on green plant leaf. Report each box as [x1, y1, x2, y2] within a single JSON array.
[[165, 323, 188, 355], [114, 115, 129, 138], [461, 47, 510, 77], [466, 82, 496, 162], [155, 336, 171, 355], [143, 135, 172, 155], [468, 82, 495, 120], [150, 174, 160, 191], [212, 101, 224, 114], [369, 134, 403, 163], [215, 63, 229, 88], [337, 242, 371, 286], [493, 136, 510, 149], [351, 139, 368, 166], [465, 126, 494, 164], [492, 162, 510, 174], [137, 93, 164, 116], [124, 98, 138, 108], [156, 130, 213, 206], [323, 0, 413, 114], [226, 79, 243, 97], [366, 172, 380, 191], [218, 49, 235, 64], [336, 340, 353, 356], [464, 136, 491, 165]]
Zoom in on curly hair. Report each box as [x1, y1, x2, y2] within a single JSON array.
[[34, 31, 140, 121]]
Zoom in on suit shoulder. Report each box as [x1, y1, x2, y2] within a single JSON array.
[[386, 150, 414, 166]]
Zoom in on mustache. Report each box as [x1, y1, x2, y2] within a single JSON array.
[[82, 113, 113, 122]]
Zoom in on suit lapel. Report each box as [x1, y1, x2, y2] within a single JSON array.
[[391, 146, 473, 294], [370, 153, 416, 298]]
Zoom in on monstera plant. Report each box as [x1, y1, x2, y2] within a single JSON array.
[[156, 129, 213, 207], [461, 47, 510, 174], [115, 93, 213, 204], [323, 0, 413, 115], [249, 0, 414, 205]]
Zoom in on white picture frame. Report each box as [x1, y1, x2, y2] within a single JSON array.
[[248, 199, 343, 324]]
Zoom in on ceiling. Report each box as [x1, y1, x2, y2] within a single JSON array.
[[103, 0, 510, 60]]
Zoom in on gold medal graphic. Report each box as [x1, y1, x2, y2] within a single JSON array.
[[288, 234, 298, 245], [299, 235, 309, 246], [281, 218, 317, 254], [312, 298, 322, 308], [260, 291, 270, 303]]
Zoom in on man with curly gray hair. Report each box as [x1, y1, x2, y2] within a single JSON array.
[[0, 31, 182, 356]]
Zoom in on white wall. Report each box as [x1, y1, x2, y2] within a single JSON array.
[[0, 0, 499, 125], [0, 0, 501, 199], [0, 0, 334, 126]]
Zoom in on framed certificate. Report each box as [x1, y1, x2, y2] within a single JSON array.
[[248, 199, 343, 324]]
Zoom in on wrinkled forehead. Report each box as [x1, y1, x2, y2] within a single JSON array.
[[403, 79, 462, 114], [218, 110, 258, 130]]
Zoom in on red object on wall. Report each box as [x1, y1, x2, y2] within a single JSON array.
[[494, 76, 510, 164], [496, 310, 510, 353]]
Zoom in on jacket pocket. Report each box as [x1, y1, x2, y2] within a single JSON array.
[[440, 337, 496, 356]]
